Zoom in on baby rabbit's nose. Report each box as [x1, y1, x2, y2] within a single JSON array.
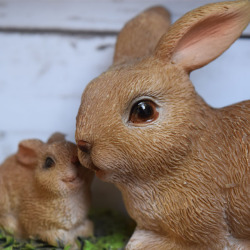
[[77, 140, 91, 154]]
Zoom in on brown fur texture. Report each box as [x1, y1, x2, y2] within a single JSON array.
[[0, 133, 94, 247], [114, 6, 171, 64], [76, 1, 250, 249]]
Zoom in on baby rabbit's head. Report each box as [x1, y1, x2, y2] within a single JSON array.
[[17, 133, 93, 196], [76, 1, 250, 184]]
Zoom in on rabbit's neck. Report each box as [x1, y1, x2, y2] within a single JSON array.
[[117, 160, 226, 244], [192, 99, 250, 189]]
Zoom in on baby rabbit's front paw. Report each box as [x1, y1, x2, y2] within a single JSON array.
[[74, 219, 94, 238]]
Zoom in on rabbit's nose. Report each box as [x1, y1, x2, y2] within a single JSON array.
[[77, 140, 91, 154]]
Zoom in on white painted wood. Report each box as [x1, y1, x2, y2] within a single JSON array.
[[0, 0, 249, 35], [191, 39, 250, 107], [0, 33, 126, 211], [0, 34, 114, 154]]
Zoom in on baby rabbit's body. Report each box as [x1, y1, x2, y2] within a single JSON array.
[[0, 133, 94, 247], [76, 1, 250, 249]]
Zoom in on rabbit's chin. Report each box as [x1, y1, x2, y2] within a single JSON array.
[[83, 161, 110, 181], [92, 165, 115, 182], [77, 152, 113, 181], [95, 168, 107, 180]]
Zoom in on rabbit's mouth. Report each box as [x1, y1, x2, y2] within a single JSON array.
[[95, 168, 107, 179], [91, 165, 104, 178], [91, 163, 100, 172], [89, 163, 108, 180], [62, 176, 77, 182], [62, 175, 83, 189], [77, 151, 109, 180]]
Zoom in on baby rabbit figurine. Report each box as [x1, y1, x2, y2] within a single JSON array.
[[0, 133, 94, 247], [76, 1, 250, 249]]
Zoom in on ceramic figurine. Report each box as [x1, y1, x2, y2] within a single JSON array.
[[76, 1, 250, 249], [0, 133, 94, 247]]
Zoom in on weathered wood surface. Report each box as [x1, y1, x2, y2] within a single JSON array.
[[0, 0, 249, 35]]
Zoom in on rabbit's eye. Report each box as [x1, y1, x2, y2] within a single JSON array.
[[43, 157, 55, 169], [129, 100, 159, 124]]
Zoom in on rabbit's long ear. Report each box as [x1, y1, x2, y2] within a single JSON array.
[[155, 0, 250, 72], [113, 6, 171, 64], [47, 132, 66, 144], [16, 139, 43, 167]]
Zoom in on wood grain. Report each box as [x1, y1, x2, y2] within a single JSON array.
[[0, 0, 249, 35]]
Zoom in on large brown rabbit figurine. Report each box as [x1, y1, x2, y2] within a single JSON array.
[[76, 1, 250, 249], [0, 133, 94, 247]]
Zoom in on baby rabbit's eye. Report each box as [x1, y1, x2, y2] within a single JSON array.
[[43, 157, 55, 169], [129, 100, 159, 124]]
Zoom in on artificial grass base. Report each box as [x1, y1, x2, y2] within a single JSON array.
[[0, 209, 135, 250]]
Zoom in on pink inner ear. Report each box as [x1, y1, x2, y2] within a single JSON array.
[[172, 13, 247, 71], [17, 144, 37, 167]]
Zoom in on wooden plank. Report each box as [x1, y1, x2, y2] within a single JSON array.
[[0, 0, 249, 35]]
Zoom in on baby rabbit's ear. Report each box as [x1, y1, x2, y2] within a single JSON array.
[[114, 6, 171, 64], [155, 0, 250, 72], [47, 132, 66, 144], [16, 140, 43, 167]]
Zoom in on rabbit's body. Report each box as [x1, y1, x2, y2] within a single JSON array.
[[119, 100, 250, 249], [76, 1, 250, 249], [0, 133, 94, 247]]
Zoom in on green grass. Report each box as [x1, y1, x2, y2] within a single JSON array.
[[0, 209, 135, 250]]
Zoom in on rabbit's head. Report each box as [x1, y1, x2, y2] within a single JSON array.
[[76, 1, 250, 184], [17, 133, 94, 196]]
